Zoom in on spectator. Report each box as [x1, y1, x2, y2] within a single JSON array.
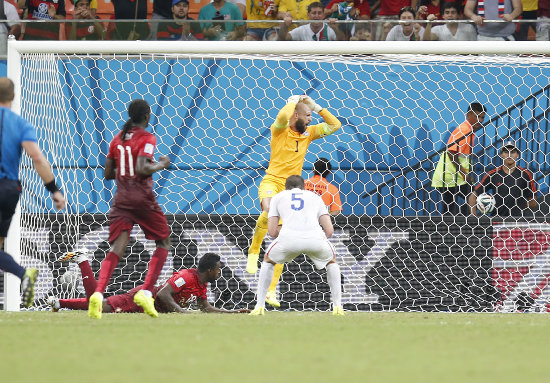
[[537, 0, 550, 40], [464, 0, 522, 40], [350, 22, 372, 39], [0, 0, 20, 56], [373, 0, 417, 40], [324, 0, 360, 39], [468, 141, 537, 216], [431, 102, 487, 215], [111, 0, 150, 40], [23, 0, 66, 40], [199, 0, 245, 40], [278, 1, 342, 40], [423, 2, 477, 40], [305, 157, 343, 215], [228, 0, 246, 18], [149, 0, 174, 40], [157, 0, 201, 40], [244, 0, 279, 41], [416, 0, 442, 19], [66, 0, 105, 40], [277, 0, 317, 31], [515, 0, 538, 40], [385, 6, 424, 40]]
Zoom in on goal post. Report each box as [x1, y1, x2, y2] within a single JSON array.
[[5, 39, 550, 313]]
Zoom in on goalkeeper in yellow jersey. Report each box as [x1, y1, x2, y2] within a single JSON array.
[[246, 94, 342, 307]]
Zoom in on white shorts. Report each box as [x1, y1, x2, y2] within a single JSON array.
[[265, 232, 335, 270]]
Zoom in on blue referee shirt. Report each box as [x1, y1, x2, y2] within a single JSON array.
[[0, 106, 38, 181]]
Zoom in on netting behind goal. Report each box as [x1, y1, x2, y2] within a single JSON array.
[[5, 42, 550, 313]]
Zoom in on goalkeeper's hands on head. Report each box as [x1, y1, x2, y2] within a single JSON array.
[[287, 95, 302, 105], [300, 96, 323, 113]]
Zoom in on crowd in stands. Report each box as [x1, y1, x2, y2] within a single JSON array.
[[0, 0, 548, 46]]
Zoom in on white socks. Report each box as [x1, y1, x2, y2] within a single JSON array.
[[256, 262, 275, 309], [326, 263, 342, 308]]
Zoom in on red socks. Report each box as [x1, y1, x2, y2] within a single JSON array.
[[94, 252, 120, 294], [59, 298, 89, 310], [78, 259, 97, 298], [141, 248, 168, 291]]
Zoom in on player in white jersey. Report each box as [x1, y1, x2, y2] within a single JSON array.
[[249, 175, 344, 316]]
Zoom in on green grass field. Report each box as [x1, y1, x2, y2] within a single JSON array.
[[1, 311, 549, 383]]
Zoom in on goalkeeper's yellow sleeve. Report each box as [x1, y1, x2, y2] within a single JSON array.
[[271, 102, 297, 131], [316, 108, 342, 137]]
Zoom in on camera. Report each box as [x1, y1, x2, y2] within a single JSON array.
[[212, 11, 225, 30]]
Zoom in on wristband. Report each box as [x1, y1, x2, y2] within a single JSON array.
[[45, 180, 59, 193]]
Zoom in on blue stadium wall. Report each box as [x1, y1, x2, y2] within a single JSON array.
[[11, 58, 550, 215]]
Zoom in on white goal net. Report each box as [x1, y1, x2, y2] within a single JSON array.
[[4, 41, 550, 313]]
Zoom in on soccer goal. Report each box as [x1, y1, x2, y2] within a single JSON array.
[[4, 40, 550, 313]]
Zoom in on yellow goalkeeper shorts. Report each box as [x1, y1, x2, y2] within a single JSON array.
[[258, 174, 286, 203]]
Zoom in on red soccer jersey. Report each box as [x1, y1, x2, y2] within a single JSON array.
[[107, 126, 158, 210], [162, 269, 208, 309]]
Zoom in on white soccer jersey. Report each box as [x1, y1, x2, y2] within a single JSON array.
[[431, 24, 477, 41], [268, 188, 329, 236]]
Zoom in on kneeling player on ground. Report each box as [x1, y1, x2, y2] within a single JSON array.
[[49, 252, 248, 314], [249, 175, 344, 316]]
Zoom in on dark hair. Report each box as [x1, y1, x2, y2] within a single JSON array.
[[399, 6, 416, 18], [467, 102, 487, 114], [442, 2, 459, 13], [198, 253, 221, 272], [313, 157, 332, 178], [0, 77, 15, 103], [307, 1, 324, 13], [121, 99, 150, 141], [285, 175, 305, 190]]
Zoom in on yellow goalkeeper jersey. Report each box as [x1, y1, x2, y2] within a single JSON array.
[[266, 103, 341, 179]]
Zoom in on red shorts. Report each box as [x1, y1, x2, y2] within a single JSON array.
[[109, 205, 170, 243], [106, 286, 143, 313]]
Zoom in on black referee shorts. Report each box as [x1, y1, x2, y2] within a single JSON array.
[[0, 179, 21, 237]]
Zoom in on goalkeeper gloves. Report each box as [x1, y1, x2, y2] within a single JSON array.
[[287, 95, 302, 105], [301, 96, 323, 113]]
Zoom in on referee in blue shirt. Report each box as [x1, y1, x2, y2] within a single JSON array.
[[0, 77, 65, 308]]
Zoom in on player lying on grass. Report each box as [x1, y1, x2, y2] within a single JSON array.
[[48, 252, 248, 314]]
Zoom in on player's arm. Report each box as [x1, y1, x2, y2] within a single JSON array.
[[198, 298, 250, 313], [525, 170, 538, 210], [267, 216, 281, 238], [319, 214, 334, 238], [156, 283, 191, 314], [21, 141, 65, 210], [135, 155, 170, 177], [301, 96, 342, 137], [104, 157, 116, 180], [272, 97, 300, 132]]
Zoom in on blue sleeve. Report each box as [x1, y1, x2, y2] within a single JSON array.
[[20, 118, 37, 143]]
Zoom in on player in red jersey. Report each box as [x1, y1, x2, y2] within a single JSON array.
[[49, 252, 248, 314], [88, 99, 171, 319]]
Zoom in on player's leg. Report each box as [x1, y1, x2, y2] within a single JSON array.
[[133, 237, 170, 319], [0, 237, 37, 308], [0, 181, 38, 308], [250, 260, 275, 316], [309, 240, 344, 315], [248, 176, 285, 274], [266, 263, 283, 308], [326, 259, 343, 316], [247, 197, 271, 274], [58, 250, 97, 298], [251, 239, 293, 315], [88, 227, 130, 319], [133, 209, 171, 318]]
